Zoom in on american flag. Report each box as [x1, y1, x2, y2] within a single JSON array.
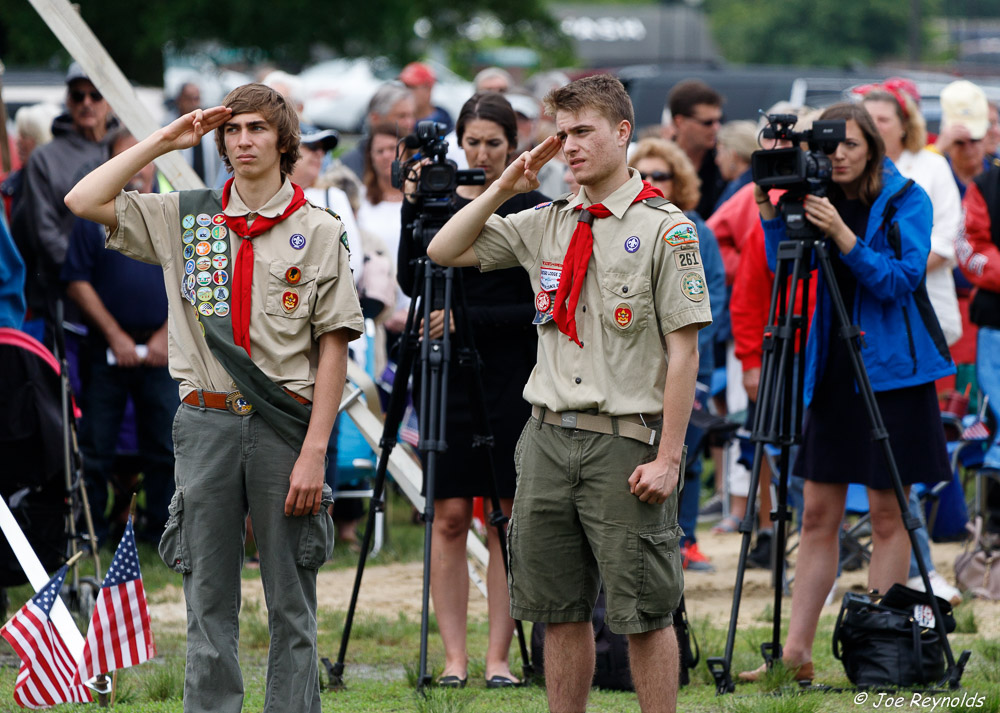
[[962, 419, 992, 441], [0, 565, 92, 708], [74, 517, 156, 684]]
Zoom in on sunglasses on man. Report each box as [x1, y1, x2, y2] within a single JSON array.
[[69, 89, 103, 104], [682, 116, 721, 128]]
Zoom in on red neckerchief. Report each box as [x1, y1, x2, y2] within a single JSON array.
[[551, 180, 663, 347], [223, 178, 307, 356]]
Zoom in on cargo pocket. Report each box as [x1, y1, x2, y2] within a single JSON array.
[[158, 489, 191, 574], [296, 485, 336, 569], [636, 523, 683, 617]]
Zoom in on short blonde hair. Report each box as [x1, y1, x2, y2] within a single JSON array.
[[628, 138, 700, 212], [543, 74, 634, 142], [717, 120, 759, 163]]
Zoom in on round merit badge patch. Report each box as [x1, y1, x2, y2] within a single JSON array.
[[680, 271, 707, 302], [285, 266, 302, 284], [625, 236, 640, 253], [614, 303, 633, 329], [535, 290, 551, 314]]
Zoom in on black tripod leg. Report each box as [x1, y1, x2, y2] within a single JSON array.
[[448, 270, 532, 682], [324, 261, 427, 690], [813, 241, 970, 687]]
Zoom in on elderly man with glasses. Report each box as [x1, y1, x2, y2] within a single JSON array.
[[11, 62, 118, 344]]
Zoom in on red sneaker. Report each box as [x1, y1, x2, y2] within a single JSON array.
[[681, 541, 715, 572]]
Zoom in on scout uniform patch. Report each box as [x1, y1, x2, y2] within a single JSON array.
[[680, 271, 707, 302], [673, 249, 701, 270], [182, 214, 195, 229], [662, 221, 698, 246], [285, 266, 302, 285], [533, 260, 563, 325], [625, 236, 640, 253], [289, 233, 306, 250], [614, 303, 633, 329], [282, 290, 300, 313]]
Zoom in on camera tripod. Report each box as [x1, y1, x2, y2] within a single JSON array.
[[706, 224, 971, 694], [323, 257, 532, 693]]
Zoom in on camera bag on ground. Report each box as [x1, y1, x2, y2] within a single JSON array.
[[530, 590, 697, 690], [954, 515, 1000, 600], [832, 583, 955, 687]]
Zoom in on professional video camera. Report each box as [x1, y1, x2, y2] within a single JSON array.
[[750, 113, 846, 239], [391, 121, 484, 248]]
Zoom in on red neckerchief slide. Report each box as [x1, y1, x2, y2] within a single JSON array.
[[551, 181, 663, 347], [222, 178, 307, 356]]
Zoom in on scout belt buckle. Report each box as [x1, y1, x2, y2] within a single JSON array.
[[560, 411, 578, 429], [225, 390, 254, 416]]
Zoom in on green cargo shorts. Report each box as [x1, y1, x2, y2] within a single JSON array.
[[508, 414, 685, 635]]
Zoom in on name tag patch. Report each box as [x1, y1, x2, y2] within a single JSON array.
[[539, 261, 563, 292], [673, 249, 701, 270], [662, 221, 698, 246]]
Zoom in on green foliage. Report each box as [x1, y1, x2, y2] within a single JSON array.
[[727, 693, 822, 713], [1, 0, 571, 87], [141, 660, 184, 701], [953, 603, 978, 634], [705, 0, 917, 67]]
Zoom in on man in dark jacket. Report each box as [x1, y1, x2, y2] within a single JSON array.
[[11, 63, 117, 342]]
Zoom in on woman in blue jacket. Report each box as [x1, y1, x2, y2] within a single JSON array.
[[740, 102, 954, 683]]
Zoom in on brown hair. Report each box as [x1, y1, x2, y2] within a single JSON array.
[[628, 138, 701, 212], [363, 123, 401, 205], [215, 83, 300, 178], [861, 89, 927, 154], [543, 74, 634, 142], [819, 102, 884, 206], [456, 93, 518, 153], [668, 79, 724, 118]]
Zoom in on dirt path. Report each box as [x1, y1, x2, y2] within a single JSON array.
[[148, 530, 1000, 637]]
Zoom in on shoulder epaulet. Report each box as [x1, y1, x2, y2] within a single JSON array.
[[323, 207, 343, 222], [552, 192, 574, 204]]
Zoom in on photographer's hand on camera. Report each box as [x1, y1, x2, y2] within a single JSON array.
[[754, 184, 777, 220], [803, 194, 857, 253]]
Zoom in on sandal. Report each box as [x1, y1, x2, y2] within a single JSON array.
[[712, 515, 740, 534]]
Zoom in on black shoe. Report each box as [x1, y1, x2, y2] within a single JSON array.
[[747, 531, 772, 569], [486, 675, 519, 689], [437, 675, 467, 688]]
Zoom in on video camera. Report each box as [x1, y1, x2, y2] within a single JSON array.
[[751, 113, 846, 239], [392, 121, 484, 200]]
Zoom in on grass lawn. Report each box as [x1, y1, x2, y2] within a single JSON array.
[[0, 491, 998, 712]]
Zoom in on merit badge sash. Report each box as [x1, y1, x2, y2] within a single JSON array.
[[178, 190, 310, 451]]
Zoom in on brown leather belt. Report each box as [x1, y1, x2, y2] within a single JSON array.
[[183, 388, 310, 416], [531, 405, 658, 446]]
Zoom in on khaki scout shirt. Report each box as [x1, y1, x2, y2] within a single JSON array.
[[107, 179, 364, 401], [472, 169, 712, 416]]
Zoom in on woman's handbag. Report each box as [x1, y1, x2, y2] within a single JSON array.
[[832, 584, 955, 687], [954, 516, 1000, 600]]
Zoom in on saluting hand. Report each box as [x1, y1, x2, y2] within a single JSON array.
[[160, 106, 232, 152], [495, 136, 562, 195]]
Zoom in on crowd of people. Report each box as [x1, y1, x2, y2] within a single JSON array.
[[1, 57, 999, 713]]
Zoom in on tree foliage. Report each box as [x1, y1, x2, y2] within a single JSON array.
[[0, 0, 569, 85], [705, 0, 920, 67]]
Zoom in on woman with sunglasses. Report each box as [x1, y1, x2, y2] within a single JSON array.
[[628, 138, 726, 571], [398, 92, 547, 689], [740, 102, 953, 684]]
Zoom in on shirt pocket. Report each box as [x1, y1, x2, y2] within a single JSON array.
[[264, 260, 319, 318], [599, 271, 651, 336]]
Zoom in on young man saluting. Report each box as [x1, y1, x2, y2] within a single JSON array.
[[65, 84, 363, 713], [428, 74, 711, 713]]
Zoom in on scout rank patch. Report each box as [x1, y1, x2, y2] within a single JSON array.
[[282, 290, 299, 312], [680, 271, 707, 302], [180, 213, 231, 320], [533, 260, 563, 325], [614, 303, 633, 329], [662, 220, 698, 246]]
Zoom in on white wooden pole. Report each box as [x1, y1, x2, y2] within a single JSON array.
[[26, 0, 205, 191]]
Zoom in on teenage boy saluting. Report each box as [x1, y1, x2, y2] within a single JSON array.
[[66, 83, 363, 713], [428, 74, 711, 713]]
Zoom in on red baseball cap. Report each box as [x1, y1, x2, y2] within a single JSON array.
[[400, 62, 436, 87]]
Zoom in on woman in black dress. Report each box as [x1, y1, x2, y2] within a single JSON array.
[[399, 93, 547, 687], [740, 103, 954, 683]]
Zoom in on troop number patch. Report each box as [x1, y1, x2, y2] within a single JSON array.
[[673, 249, 702, 270]]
